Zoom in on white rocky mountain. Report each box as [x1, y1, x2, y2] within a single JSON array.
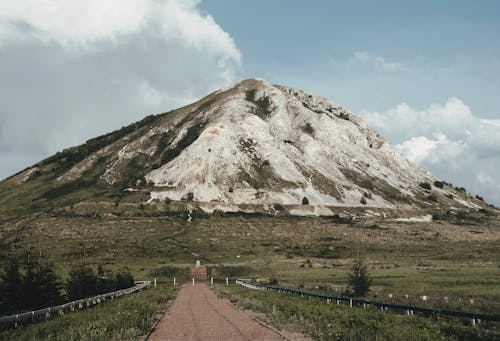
[[7, 78, 483, 214]]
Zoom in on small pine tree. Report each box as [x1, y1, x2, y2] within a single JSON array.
[[114, 267, 134, 290], [35, 263, 64, 308], [67, 264, 98, 300], [0, 257, 24, 314], [348, 256, 372, 297], [97, 263, 114, 294], [22, 248, 39, 310]]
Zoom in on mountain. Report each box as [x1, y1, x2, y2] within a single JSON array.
[[0, 78, 487, 217]]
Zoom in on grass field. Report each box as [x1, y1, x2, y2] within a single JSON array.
[[0, 283, 177, 340], [214, 283, 500, 340], [1, 210, 499, 339]]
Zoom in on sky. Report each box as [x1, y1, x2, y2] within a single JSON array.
[[0, 0, 499, 204]]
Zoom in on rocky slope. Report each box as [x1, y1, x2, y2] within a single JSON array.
[[1, 79, 487, 216]]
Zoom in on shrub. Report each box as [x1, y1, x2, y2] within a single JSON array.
[[419, 182, 432, 190], [426, 195, 438, 203], [273, 203, 285, 211], [348, 257, 372, 297], [301, 197, 309, 205], [303, 122, 315, 135], [433, 180, 444, 189], [66, 264, 98, 301], [114, 268, 134, 290], [0, 257, 23, 314], [360, 197, 367, 205], [358, 180, 374, 190]]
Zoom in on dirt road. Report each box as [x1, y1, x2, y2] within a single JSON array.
[[148, 283, 285, 341]]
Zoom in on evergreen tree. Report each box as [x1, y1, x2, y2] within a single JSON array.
[[0, 257, 23, 314], [35, 263, 64, 308], [114, 267, 134, 290], [22, 247, 39, 310], [66, 263, 98, 300], [348, 256, 372, 297], [97, 263, 114, 294]]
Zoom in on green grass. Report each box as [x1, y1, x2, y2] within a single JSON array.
[[1, 213, 499, 337], [215, 284, 500, 341], [0, 283, 176, 341]]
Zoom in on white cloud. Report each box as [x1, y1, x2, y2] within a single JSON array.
[[0, 0, 241, 179], [350, 51, 405, 72], [0, 0, 240, 62], [361, 99, 500, 205], [396, 136, 438, 164]]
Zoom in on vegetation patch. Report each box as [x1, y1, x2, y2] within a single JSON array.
[[215, 284, 499, 340], [246, 89, 273, 119], [0, 283, 176, 340]]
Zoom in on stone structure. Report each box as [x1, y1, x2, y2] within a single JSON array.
[[188, 260, 208, 281]]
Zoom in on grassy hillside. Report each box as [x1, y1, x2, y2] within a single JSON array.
[[1, 212, 499, 312]]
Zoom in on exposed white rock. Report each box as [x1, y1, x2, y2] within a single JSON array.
[[144, 78, 443, 208], [31, 78, 480, 211], [394, 215, 433, 222]]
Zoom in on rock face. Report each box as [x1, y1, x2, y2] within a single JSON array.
[[4, 78, 484, 213]]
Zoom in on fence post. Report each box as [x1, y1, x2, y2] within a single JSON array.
[[472, 318, 476, 327], [350, 299, 352, 308], [192, 278, 195, 286], [174, 277, 176, 286], [226, 277, 229, 285], [211, 277, 214, 286], [154, 278, 157, 288]]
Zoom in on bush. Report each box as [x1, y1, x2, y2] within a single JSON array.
[[0, 257, 23, 314], [433, 180, 444, 189], [273, 203, 285, 211], [419, 182, 432, 190], [67, 264, 98, 301], [358, 180, 374, 190], [348, 257, 372, 297], [114, 268, 134, 290], [360, 197, 367, 205], [301, 197, 309, 205]]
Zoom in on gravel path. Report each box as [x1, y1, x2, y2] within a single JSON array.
[[148, 283, 285, 341]]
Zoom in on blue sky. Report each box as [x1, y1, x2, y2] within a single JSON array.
[[201, 0, 500, 116], [0, 0, 499, 204]]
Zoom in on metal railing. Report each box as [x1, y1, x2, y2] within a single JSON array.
[[0, 281, 152, 325], [236, 280, 500, 326]]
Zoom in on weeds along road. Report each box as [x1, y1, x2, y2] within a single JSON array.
[[148, 283, 285, 341]]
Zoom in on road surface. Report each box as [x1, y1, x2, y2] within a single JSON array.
[[148, 283, 285, 341]]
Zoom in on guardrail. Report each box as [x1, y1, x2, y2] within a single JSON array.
[[236, 280, 500, 326], [0, 281, 152, 326]]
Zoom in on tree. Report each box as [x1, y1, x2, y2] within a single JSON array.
[[22, 248, 38, 310], [114, 267, 134, 290], [97, 263, 114, 294], [348, 256, 372, 297], [66, 264, 98, 300], [0, 257, 23, 314], [301, 197, 309, 205], [35, 263, 64, 308]]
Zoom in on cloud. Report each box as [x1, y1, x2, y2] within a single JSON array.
[[0, 0, 241, 178], [0, 0, 240, 62], [360, 99, 500, 205], [350, 51, 405, 72]]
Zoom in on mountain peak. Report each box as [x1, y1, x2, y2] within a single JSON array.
[[2, 80, 486, 216]]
